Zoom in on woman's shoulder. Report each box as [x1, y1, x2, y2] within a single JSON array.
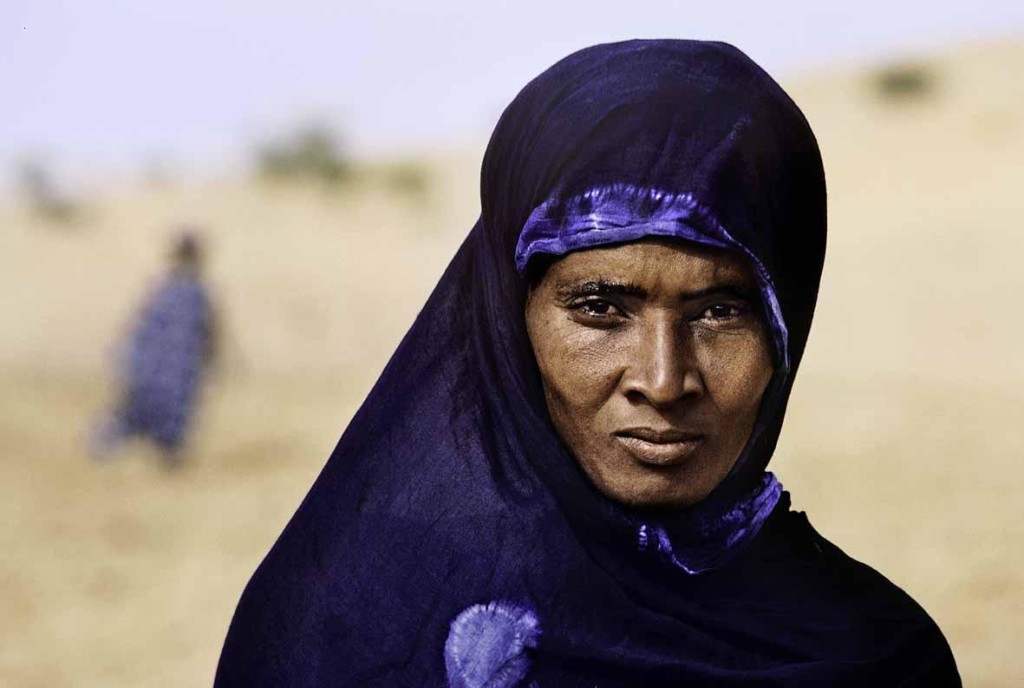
[[738, 506, 961, 685], [774, 509, 935, 615]]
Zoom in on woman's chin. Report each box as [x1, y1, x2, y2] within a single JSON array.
[[590, 467, 718, 510]]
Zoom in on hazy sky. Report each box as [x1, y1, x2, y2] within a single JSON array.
[[3, 1, 1023, 189]]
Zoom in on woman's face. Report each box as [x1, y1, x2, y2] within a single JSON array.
[[525, 238, 774, 508]]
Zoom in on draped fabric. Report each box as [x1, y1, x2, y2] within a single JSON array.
[[215, 40, 959, 686], [100, 272, 212, 451]]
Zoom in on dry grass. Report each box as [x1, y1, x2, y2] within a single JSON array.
[[1, 39, 1022, 686]]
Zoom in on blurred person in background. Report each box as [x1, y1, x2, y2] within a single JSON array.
[[216, 41, 958, 686], [89, 229, 217, 468]]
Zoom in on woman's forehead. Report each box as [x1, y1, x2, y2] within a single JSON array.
[[545, 239, 756, 290]]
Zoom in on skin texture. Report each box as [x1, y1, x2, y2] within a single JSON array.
[[525, 238, 774, 508]]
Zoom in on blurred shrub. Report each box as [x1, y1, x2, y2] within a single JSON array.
[[381, 159, 430, 198], [872, 62, 937, 102], [256, 123, 432, 200], [257, 125, 350, 185], [17, 158, 80, 223]]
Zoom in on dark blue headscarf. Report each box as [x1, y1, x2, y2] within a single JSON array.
[[216, 40, 958, 687]]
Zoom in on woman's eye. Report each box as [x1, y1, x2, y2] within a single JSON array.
[[571, 298, 622, 318], [700, 304, 743, 321]]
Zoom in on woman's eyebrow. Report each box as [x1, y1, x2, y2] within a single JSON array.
[[554, 279, 755, 301], [676, 284, 756, 301], [555, 279, 647, 298]]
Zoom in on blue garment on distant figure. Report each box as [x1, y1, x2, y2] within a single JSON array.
[[116, 272, 212, 450]]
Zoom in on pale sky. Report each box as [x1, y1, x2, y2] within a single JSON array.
[[3, 1, 1023, 191]]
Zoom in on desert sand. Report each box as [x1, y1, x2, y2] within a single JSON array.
[[1, 40, 1022, 686]]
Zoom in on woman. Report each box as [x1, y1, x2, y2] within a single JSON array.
[[215, 40, 959, 686], [91, 231, 216, 466]]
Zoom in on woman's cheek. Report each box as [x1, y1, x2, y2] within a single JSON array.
[[702, 337, 773, 416]]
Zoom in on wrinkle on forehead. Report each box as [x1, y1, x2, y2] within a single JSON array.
[[546, 239, 758, 299]]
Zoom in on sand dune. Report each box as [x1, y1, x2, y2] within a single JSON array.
[[1, 39, 1022, 686]]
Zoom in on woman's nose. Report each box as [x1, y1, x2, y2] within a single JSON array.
[[620, 318, 704, 407]]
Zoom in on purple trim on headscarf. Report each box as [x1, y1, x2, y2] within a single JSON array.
[[637, 473, 783, 574], [515, 183, 789, 373]]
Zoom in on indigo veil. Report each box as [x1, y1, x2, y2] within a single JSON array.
[[215, 40, 959, 687]]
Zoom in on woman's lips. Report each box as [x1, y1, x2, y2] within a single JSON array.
[[613, 428, 705, 467]]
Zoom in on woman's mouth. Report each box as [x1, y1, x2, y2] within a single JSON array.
[[613, 428, 705, 467]]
